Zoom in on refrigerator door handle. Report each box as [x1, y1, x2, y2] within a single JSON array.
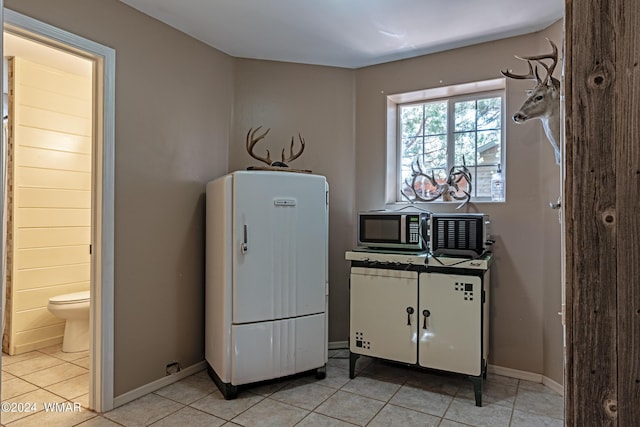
[[241, 224, 248, 254]]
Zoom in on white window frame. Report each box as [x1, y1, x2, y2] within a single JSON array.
[[386, 78, 506, 205]]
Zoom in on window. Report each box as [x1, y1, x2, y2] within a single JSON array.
[[387, 79, 505, 203]]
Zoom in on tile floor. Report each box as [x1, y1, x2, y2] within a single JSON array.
[[1, 348, 564, 426]]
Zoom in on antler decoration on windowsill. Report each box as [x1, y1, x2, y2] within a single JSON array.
[[245, 126, 312, 173], [401, 156, 473, 209]]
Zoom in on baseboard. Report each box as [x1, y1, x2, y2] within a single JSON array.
[[114, 344, 349, 409], [489, 365, 564, 396], [328, 341, 348, 350], [488, 364, 543, 382], [113, 361, 206, 409], [13, 336, 63, 355], [542, 375, 564, 395]]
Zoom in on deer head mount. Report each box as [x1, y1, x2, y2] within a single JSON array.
[[401, 156, 473, 210], [246, 126, 306, 168], [501, 39, 561, 165]]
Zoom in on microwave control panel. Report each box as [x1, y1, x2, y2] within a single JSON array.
[[409, 220, 420, 243]]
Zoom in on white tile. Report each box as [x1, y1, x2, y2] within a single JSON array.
[[444, 397, 512, 427], [190, 390, 263, 420], [75, 393, 90, 409], [72, 356, 90, 369], [76, 416, 123, 426], [1, 377, 39, 399], [518, 379, 561, 395], [389, 385, 453, 417], [368, 403, 441, 427], [404, 371, 463, 397], [511, 409, 564, 426], [244, 378, 290, 397], [328, 353, 372, 374], [149, 406, 225, 427], [456, 377, 517, 407], [39, 345, 88, 362], [103, 393, 183, 427], [154, 373, 217, 405], [515, 389, 564, 419], [315, 365, 350, 390], [3, 354, 66, 377], [487, 374, 519, 387], [439, 419, 472, 427], [5, 404, 96, 427], [37, 344, 64, 354], [2, 351, 41, 366], [231, 398, 308, 427], [21, 362, 87, 388], [45, 372, 89, 400], [296, 412, 355, 426], [314, 390, 385, 426], [0, 388, 66, 424], [341, 376, 401, 402], [2, 371, 18, 381], [269, 379, 336, 410]]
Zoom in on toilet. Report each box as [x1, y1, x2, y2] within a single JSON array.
[[47, 291, 90, 353]]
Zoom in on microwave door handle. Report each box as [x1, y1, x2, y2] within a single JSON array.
[[241, 224, 248, 254], [400, 215, 406, 243]]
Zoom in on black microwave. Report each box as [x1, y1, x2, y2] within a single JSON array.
[[357, 211, 429, 250], [430, 213, 492, 257]]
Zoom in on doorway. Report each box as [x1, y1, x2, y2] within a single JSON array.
[[0, 9, 115, 413]]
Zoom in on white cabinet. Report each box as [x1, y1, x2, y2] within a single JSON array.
[[350, 268, 418, 364], [418, 272, 489, 377], [347, 253, 491, 406]]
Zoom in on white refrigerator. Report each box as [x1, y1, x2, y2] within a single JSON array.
[[205, 170, 329, 399]]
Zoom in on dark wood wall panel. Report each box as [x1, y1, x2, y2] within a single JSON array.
[[613, 1, 640, 425], [565, 0, 640, 425]]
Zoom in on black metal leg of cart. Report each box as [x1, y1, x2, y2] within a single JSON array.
[[469, 375, 483, 407], [349, 352, 360, 379]]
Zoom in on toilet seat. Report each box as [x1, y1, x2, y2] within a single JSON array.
[[49, 291, 90, 305]]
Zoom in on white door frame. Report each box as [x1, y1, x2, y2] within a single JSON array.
[[2, 9, 115, 412]]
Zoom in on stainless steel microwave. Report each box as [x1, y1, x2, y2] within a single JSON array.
[[357, 211, 428, 250]]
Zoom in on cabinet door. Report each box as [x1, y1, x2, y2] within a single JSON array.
[[350, 267, 418, 364], [418, 273, 482, 376]]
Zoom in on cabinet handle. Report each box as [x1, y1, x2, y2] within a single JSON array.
[[422, 309, 431, 329], [406, 307, 414, 325]]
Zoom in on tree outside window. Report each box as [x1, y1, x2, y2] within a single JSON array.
[[398, 91, 504, 202]]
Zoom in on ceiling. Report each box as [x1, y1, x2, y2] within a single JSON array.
[[120, 0, 564, 69]]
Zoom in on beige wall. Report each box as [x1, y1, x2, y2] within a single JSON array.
[[355, 22, 563, 382], [4, 0, 564, 397], [5, 0, 234, 395], [4, 57, 92, 354], [230, 59, 356, 342]]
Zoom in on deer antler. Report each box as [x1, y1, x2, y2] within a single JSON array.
[[407, 158, 440, 202], [246, 127, 273, 165], [501, 39, 559, 86], [281, 134, 305, 164], [501, 59, 538, 81]]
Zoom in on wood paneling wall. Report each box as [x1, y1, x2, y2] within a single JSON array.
[[565, 0, 640, 424], [3, 57, 91, 355]]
